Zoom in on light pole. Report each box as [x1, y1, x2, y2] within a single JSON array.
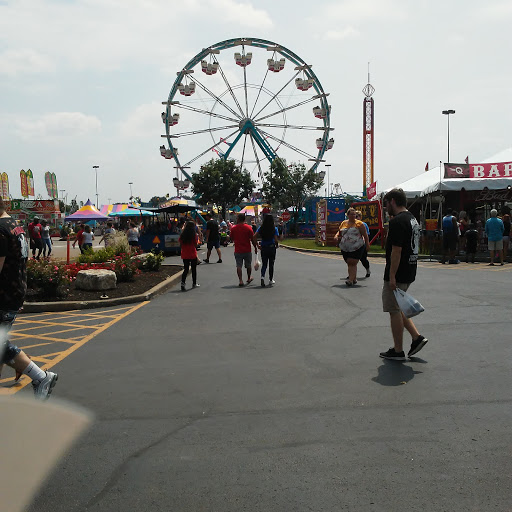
[[92, 165, 99, 208], [325, 164, 331, 197], [442, 109, 455, 162], [128, 182, 133, 201]]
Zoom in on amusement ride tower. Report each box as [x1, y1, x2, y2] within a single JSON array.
[[362, 68, 375, 196]]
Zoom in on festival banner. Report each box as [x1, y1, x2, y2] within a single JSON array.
[[367, 181, 377, 200], [51, 172, 58, 199], [20, 170, 29, 198], [1, 173, 9, 202], [444, 161, 512, 179], [350, 200, 382, 229], [26, 169, 34, 196], [45, 171, 52, 197]]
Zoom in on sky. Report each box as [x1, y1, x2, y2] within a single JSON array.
[[1, 0, 511, 206]]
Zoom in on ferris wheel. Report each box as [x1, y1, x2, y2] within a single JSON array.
[[160, 37, 333, 186]]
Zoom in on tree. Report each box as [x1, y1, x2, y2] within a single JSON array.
[[262, 159, 322, 224], [192, 158, 255, 219], [149, 195, 168, 207]]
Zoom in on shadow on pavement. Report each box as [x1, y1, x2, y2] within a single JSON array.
[[372, 360, 424, 386]]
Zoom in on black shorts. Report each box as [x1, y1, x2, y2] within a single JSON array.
[[128, 240, 139, 246], [33, 239, 43, 250], [443, 234, 457, 250], [341, 246, 364, 262]]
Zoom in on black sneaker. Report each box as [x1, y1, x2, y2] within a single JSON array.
[[203, 259, 210, 263], [408, 335, 428, 357], [181, 282, 186, 291], [217, 259, 222, 263], [261, 279, 265, 287], [365, 270, 371, 278], [379, 348, 406, 361]]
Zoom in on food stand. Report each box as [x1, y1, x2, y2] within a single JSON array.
[[135, 201, 199, 255]]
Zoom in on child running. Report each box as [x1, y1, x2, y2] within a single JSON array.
[[179, 221, 200, 291]]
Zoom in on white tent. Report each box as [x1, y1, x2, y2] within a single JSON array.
[[387, 147, 512, 198]]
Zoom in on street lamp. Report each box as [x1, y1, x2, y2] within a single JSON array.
[[128, 182, 133, 201], [442, 110, 455, 162], [92, 165, 99, 208], [325, 164, 331, 197]]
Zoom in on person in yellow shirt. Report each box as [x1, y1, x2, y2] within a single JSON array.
[[334, 207, 370, 286]]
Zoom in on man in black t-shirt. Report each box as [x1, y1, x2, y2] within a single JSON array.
[[379, 189, 428, 361], [203, 212, 222, 263], [0, 198, 58, 399]]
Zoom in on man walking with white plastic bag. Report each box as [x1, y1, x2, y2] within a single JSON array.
[[380, 189, 428, 361]]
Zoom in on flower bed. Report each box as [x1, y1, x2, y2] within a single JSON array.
[[27, 241, 165, 300]]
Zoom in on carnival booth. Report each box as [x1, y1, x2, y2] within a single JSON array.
[[389, 148, 512, 225], [386, 148, 512, 255], [64, 199, 109, 223], [134, 199, 199, 254], [6, 199, 62, 224]]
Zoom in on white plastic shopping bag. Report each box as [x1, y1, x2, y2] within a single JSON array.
[[254, 256, 261, 271], [393, 288, 425, 318]]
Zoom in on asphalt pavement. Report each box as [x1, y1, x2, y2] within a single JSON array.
[[20, 245, 512, 512]]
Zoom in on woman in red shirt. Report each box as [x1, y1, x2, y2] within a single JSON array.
[[179, 221, 200, 291]]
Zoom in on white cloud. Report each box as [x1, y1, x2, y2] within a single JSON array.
[[119, 102, 162, 138], [473, 2, 512, 19], [208, 0, 273, 28], [0, 48, 55, 76], [323, 0, 408, 21], [14, 112, 101, 139], [323, 27, 360, 40]]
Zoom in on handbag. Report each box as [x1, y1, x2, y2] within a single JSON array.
[[393, 288, 425, 318]]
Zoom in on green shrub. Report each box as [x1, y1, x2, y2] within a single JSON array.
[[142, 250, 164, 272], [78, 246, 116, 264]]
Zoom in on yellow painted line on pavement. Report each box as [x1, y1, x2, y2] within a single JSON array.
[[0, 301, 149, 395]]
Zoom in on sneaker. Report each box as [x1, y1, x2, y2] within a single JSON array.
[[217, 259, 222, 263], [32, 371, 58, 400], [365, 270, 371, 278], [181, 282, 186, 291], [261, 279, 265, 287], [270, 279, 275, 284], [345, 279, 353, 286], [408, 335, 428, 357], [379, 348, 406, 361], [203, 259, 210, 263], [193, 283, 200, 288]]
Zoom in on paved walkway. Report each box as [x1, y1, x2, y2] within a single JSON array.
[[8, 246, 511, 511]]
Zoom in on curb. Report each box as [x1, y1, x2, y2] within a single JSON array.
[[21, 270, 184, 314], [279, 244, 494, 262], [280, 244, 386, 258]]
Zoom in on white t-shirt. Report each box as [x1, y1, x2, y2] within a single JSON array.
[[83, 232, 93, 244]]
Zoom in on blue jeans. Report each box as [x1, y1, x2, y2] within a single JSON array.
[[1, 310, 21, 364], [42, 237, 52, 256]]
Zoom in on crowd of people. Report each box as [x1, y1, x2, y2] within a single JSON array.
[[441, 208, 510, 265]]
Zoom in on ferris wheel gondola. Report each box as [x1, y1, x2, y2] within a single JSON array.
[[160, 37, 333, 185]]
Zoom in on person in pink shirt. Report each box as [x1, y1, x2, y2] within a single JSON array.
[[229, 213, 258, 286]]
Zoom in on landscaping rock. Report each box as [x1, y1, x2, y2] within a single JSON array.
[[75, 269, 117, 291]]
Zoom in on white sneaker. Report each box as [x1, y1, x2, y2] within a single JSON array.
[[32, 371, 58, 400], [270, 279, 275, 284]]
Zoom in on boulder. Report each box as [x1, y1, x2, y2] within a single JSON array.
[[75, 269, 117, 291]]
